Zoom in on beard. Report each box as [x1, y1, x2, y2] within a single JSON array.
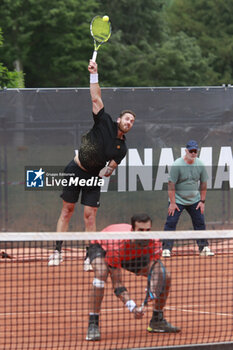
[[118, 123, 128, 134]]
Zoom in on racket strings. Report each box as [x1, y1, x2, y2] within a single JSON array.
[[150, 262, 166, 298], [91, 17, 111, 43]]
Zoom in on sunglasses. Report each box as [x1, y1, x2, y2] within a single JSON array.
[[188, 149, 198, 154]]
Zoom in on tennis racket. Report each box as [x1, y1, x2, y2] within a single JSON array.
[[90, 15, 111, 62], [140, 260, 166, 312]]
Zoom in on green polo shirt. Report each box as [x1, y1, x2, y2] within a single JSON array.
[[169, 157, 208, 205]]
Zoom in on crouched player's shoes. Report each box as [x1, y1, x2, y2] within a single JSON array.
[[162, 249, 171, 258], [200, 246, 214, 256], [86, 323, 101, 341], [147, 318, 181, 333], [48, 250, 63, 266], [83, 257, 93, 271]]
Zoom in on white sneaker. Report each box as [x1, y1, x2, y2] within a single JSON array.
[[162, 249, 171, 258], [48, 250, 63, 266], [84, 256, 93, 271], [200, 246, 214, 256]]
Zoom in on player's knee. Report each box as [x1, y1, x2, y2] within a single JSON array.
[[165, 218, 177, 229], [93, 278, 105, 289], [61, 203, 75, 220], [194, 222, 205, 230], [84, 207, 97, 228], [93, 259, 108, 280]]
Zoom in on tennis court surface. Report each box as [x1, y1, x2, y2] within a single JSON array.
[[0, 231, 232, 349]]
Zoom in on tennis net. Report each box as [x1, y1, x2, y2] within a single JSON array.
[[0, 230, 232, 350]]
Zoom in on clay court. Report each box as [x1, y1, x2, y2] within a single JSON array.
[[0, 240, 232, 350]]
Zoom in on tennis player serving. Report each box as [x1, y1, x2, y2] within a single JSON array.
[[48, 60, 135, 267], [86, 214, 180, 341]]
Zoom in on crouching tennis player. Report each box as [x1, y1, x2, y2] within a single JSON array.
[[86, 213, 180, 341]]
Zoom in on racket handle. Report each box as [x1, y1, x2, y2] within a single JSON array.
[[92, 50, 97, 62], [138, 303, 145, 313]]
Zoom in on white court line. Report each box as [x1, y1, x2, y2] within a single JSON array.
[[166, 306, 233, 318], [0, 307, 124, 318], [0, 304, 232, 318]]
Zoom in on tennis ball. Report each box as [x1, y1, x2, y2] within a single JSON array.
[[103, 15, 109, 22]]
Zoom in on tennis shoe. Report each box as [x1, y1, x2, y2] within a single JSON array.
[[200, 246, 214, 256], [84, 257, 93, 271], [86, 324, 101, 341], [48, 250, 63, 266], [162, 249, 171, 258], [147, 318, 181, 333]]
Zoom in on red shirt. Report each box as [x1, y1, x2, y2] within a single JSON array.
[[92, 224, 162, 268]]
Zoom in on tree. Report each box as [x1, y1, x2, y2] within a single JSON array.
[[166, 0, 233, 84], [94, 0, 168, 86], [0, 0, 223, 87], [96, 0, 216, 87], [0, 28, 24, 88], [100, 31, 216, 87], [0, 0, 99, 87], [0, 0, 170, 87], [98, 0, 166, 46]]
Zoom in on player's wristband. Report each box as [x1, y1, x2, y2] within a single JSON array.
[[126, 300, 136, 312], [90, 73, 98, 84], [99, 166, 114, 177]]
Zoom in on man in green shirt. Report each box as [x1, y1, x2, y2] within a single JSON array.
[[162, 140, 214, 258]]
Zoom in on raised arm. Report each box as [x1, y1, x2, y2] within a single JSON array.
[[88, 60, 104, 115]]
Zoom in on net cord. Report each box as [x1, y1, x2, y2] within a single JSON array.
[[0, 230, 233, 241]]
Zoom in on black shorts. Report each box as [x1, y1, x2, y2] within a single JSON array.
[[88, 243, 150, 274], [121, 254, 150, 274], [88, 243, 106, 262], [60, 160, 101, 207]]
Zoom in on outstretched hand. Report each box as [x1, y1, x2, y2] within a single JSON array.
[[88, 60, 98, 74]]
